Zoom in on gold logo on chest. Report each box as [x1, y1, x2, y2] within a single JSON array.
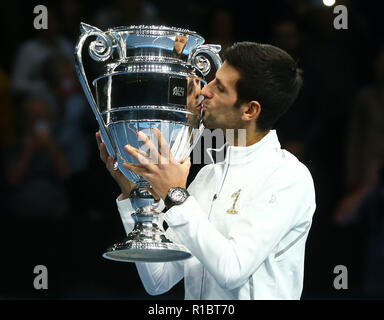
[[227, 189, 242, 214]]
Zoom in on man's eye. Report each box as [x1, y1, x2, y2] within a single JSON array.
[[217, 85, 224, 92]]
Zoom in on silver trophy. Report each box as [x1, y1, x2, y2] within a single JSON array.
[[74, 23, 222, 262]]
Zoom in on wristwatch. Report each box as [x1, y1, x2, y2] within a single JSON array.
[[164, 187, 190, 209]]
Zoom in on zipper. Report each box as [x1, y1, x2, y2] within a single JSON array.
[[199, 193, 217, 299], [249, 274, 254, 300], [199, 149, 231, 299]]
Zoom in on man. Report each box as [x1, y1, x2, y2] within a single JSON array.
[[173, 35, 188, 58], [96, 42, 316, 299]]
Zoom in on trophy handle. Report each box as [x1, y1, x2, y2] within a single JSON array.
[[189, 44, 222, 77], [74, 23, 117, 163]]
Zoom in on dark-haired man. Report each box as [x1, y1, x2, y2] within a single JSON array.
[[97, 42, 316, 299]]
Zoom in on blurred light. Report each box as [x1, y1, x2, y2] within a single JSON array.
[[323, 0, 336, 6]]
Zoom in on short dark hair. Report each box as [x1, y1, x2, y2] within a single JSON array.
[[223, 42, 303, 130]]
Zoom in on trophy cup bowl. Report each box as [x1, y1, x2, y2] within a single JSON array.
[[75, 23, 222, 262]]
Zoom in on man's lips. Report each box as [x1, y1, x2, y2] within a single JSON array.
[[195, 95, 205, 112], [196, 103, 208, 117]]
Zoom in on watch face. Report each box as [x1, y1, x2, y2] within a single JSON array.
[[171, 189, 186, 203], [166, 187, 189, 208]]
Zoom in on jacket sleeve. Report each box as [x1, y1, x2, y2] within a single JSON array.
[[163, 164, 316, 291], [116, 195, 184, 295]]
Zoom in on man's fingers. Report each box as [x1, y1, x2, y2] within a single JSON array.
[[180, 157, 191, 172], [123, 162, 148, 176], [125, 144, 153, 167], [143, 187, 160, 201], [106, 156, 115, 173], [137, 131, 161, 164], [95, 131, 102, 145], [96, 132, 109, 163], [181, 157, 191, 166], [126, 143, 150, 159], [153, 127, 175, 163]]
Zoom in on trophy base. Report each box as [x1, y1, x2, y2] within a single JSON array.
[[102, 239, 192, 263]]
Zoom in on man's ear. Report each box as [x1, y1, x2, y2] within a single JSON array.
[[241, 100, 261, 122]]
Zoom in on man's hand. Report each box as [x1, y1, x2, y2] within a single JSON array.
[[96, 131, 136, 200], [123, 127, 191, 200]]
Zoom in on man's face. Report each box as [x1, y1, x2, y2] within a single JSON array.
[[174, 35, 188, 55], [186, 76, 204, 128], [200, 61, 245, 130]]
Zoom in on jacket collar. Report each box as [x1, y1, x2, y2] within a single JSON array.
[[206, 130, 281, 166]]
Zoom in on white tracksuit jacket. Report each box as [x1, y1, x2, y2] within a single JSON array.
[[116, 130, 316, 299]]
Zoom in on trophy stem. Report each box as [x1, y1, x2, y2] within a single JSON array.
[[103, 197, 191, 263]]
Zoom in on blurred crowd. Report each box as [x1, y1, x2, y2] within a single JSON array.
[[0, 0, 383, 299]]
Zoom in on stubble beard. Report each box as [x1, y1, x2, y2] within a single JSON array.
[[202, 110, 217, 130]]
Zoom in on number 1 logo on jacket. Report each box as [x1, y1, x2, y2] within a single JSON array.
[[226, 189, 242, 214]]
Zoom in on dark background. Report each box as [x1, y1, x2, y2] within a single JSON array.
[[0, 0, 383, 299]]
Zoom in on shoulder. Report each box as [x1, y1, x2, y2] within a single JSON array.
[[263, 150, 316, 220], [270, 149, 315, 190]]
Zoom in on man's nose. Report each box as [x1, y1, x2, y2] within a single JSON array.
[[201, 82, 213, 99]]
